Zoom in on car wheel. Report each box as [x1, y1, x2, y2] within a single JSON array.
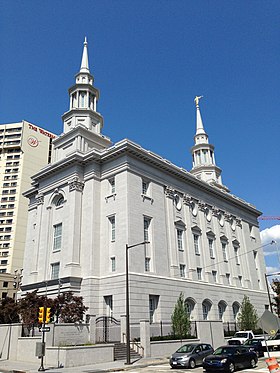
[[189, 358, 196, 369], [250, 358, 257, 368], [228, 362, 235, 372]]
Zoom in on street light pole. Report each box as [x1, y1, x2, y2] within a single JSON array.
[[125, 241, 149, 365], [265, 273, 273, 313]]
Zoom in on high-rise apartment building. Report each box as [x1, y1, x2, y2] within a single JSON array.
[[0, 121, 56, 275]]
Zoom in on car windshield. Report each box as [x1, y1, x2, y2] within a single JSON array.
[[234, 333, 248, 338], [214, 347, 235, 356], [176, 344, 196, 353]]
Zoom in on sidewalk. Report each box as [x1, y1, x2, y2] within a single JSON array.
[[0, 356, 169, 373]]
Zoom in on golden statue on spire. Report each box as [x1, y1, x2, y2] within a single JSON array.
[[194, 95, 203, 107]]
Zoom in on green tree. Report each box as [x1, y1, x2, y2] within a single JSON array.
[[53, 292, 88, 323], [0, 297, 20, 323], [18, 290, 54, 329], [237, 295, 258, 330], [171, 292, 190, 340]]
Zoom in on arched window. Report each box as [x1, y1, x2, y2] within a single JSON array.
[[232, 302, 240, 320], [218, 301, 227, 321], [56, 196, 64, 207], [202, 299, 212, 320], [185, 298, 196, 318]]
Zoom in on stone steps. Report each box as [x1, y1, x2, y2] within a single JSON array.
[[114, 342, 142, 361]]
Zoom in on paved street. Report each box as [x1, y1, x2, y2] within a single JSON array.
[[107, 358, 268, 373]]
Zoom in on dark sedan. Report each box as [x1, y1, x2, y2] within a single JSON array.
[[202, 345, 258, 372], [170, 343, 214, 369], [244, 338, 265, 357]]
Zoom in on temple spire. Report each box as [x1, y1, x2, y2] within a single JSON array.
[[80, 37, 90, 73], [194, 96, 206, 135], [190, 96, 229, 192]]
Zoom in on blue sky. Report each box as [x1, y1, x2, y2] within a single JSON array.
[[1, 1, 279, 271]]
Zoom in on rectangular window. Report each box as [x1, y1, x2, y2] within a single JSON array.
[[104, 295, 113, 316], [180, 264, 186, 278], [238, 275, 242, 287], [144, 217, 151, 242], [226, 273, 230, 285], [234, 247, 240, 265], [177, 229, 183, 251], [222, 242, 227, 261], [145, 257, 150, 272], [253, 250, 258, 270], [51, 262, 60, 280], [194, 234, 200, 255], [197, 267, 202, 280], [109, 216, 116, 241], [149, 295, 159, 323], [111, 257, 116, 272], [109, 178, 115, 194], [142, 180, 149, 195], [208, 239, 215, 258], [212, 270, 217, 283], [3, 281, 8, 288], [53, 223, 62, 251]]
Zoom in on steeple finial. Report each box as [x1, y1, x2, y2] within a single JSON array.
[[80, 37, 90, 73], [194, 95, 206, 135]]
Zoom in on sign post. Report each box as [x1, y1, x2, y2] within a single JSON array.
[[37, 306, 52, 371]]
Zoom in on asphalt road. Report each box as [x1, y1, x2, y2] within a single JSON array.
[[111, 358, 268, 373]]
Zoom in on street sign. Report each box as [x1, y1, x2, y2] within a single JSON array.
[[39, 327, 50, 332], [257, 310, 280, 335]]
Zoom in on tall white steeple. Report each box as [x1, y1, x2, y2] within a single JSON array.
[[80, 37, 90, 73], [52, 38, 111, 163], [62, 37, 104, 135], [190, 96, 229, 192]]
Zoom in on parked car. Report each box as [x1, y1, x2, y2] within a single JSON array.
[[202, 345, 258, 372], [244, 338, 265, 357], [169, 343, 214, 369], [262, 333, 280, 351], [227, 330, 254, 345]]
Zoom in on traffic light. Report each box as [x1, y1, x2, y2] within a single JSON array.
[[45, 307, 51, 323], [38, 307, 45, 324]]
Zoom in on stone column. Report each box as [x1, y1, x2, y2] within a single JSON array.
[[140, 319, 151, 357], [64, 177, 84, 276], [164, 186, 178, 276], [88, 315, 96, 344]]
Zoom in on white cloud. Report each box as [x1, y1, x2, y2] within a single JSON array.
[[261, 225, 280, 256], [261, 224, 280, 244], [266, 266, 280, 274], [261, 225, 280, 273]]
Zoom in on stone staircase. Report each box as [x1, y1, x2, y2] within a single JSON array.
[[114, 342, 142, 361]]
